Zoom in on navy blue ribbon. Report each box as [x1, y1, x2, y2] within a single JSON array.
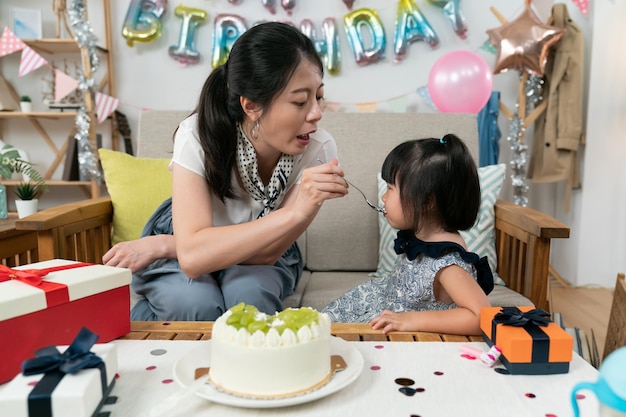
[[491, 307, 551, 362], [494, 307, 551, 327], [22, 327, 107, 417], [393, 230, 494, 295]]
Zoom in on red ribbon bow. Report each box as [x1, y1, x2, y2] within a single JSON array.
[[0, 262, 92, 307]]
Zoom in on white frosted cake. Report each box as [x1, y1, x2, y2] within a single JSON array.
[[209, 303, 332, 398]]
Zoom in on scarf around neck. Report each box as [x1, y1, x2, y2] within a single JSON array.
[[236, 125, 294, 218]]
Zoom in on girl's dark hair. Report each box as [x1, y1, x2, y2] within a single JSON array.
[[195, 22, 323, 201], [381, 134, 481, 233]]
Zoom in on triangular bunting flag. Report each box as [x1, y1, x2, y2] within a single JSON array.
[[480, 39, 497, 55], [18, 46, 47, 77], [95, 91, 120, 124], [54, 69, 79, 102], [356, 102, 377, 113], [322, 101, 342, 113], [0, 27, 26, 57], [387, 95, 408, 113], [417, 86, 439, 111]]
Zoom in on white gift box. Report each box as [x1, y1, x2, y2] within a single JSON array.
[[0, 343, 117, 417], [0, 259, 131, 383]]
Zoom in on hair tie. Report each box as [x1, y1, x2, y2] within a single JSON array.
[[439, 137, 447, 144]]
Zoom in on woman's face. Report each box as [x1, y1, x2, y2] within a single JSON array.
[[255, 59, 324, 157]]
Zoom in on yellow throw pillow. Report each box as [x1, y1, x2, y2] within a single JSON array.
[[99, 149, 172, 245]]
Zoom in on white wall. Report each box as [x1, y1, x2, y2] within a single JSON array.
[[2, 1, 623, 287], [575, 0, 626, 287]]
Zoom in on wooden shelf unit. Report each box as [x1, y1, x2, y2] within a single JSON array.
[[0, 0, 116, 199]]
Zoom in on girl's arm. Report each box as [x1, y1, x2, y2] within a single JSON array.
[[172, 159, 348, 278], [370, 265, 491, 335]]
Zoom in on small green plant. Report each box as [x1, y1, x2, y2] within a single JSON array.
[[0, 144, 48, 197], [14, 181, 46, 200], [20, 96, 31, 103]]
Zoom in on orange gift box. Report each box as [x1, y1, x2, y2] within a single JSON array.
[[480, 306, 573, 375]]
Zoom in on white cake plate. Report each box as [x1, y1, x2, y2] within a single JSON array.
[[173, 337, 364, 408]]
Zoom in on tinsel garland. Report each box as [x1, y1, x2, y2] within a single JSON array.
[[68, 0, 102, 183], [506, 74, 543, 207]]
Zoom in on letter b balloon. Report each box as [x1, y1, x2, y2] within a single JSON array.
[[427, 50, 493, 113]]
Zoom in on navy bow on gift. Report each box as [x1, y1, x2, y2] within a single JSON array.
[[22, 327, 102, 376], [22, 327, 107, 417], [494, 307, 551, 327]]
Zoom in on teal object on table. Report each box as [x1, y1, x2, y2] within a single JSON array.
[[0, 183, 7, 219], [571, 346, 626, 416]]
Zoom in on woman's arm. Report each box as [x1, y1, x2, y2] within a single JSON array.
[[172, 159, 348, 278], [370, 265, 491, 335], [103, 234, 176, 273]]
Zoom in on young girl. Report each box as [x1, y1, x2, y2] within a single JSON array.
[[323, 134, 494, 335]]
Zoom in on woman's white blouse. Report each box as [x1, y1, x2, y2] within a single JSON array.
[[170, 114, 338, 225]]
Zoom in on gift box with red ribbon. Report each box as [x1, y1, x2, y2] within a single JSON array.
[[0, 259, 130, 383], [0, 327, 117, 417], [480, 306, 574, 375]]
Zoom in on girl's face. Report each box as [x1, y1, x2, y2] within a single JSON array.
[[255, 59, 324, 158], [382, 181, 410, 230]]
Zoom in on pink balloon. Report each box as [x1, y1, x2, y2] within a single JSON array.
[[427, 50, 493, 114]]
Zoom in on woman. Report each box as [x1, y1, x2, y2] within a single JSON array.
[[103, 22, 348, 321]]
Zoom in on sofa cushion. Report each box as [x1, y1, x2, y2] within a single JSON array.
[[297, 271, 533, 312], [373, 164, 506, 282], [99, 149, 172, 245]]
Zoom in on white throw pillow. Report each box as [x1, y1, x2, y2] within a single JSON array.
[[373, 164, 506, 285]]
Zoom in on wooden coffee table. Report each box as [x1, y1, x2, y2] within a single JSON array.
[[122, 321, 483, 342]]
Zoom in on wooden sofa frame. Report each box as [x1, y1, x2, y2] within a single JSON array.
[[11, 197, 569, 312]]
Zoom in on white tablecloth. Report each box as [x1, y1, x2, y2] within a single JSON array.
[[85, 339, 601, 417]]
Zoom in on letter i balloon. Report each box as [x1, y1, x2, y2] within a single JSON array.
[[168, 5, 207, 65]]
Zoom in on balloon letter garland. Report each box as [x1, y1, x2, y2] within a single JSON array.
[[211, 14, 247, 69], [394, 0, 439, 62], [426, 0, 467, 39], [121, 0, 167, 47], [344, 9, 386, 66], [300, 19, 341, 76], [168, 5, 208, 65]]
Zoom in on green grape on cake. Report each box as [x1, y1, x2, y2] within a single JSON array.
[[224, 303, 321, 335]]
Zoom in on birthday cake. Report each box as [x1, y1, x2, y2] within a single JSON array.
[[209, 303, 332, 398]]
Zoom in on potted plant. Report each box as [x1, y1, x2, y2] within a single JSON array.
[[19, 96, 32, 113], [0, 144, 48, 218], [14, 181, 47, 218]]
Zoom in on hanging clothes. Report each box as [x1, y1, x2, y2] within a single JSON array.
[[477, 91, 502, 167], [527, 3, 584, 211]]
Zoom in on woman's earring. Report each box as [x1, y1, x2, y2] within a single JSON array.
[[251, 119, 260, 141]]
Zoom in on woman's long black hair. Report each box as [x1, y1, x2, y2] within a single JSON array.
[[195, 22, 323, 202]]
